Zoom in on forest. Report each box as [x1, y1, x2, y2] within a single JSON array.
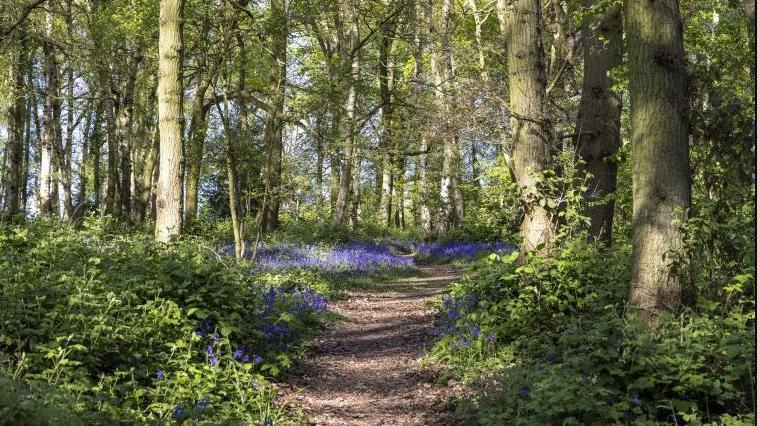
[[0, 0, 754, 424]]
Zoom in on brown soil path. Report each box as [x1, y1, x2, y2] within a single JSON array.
[[282, 264, 463, 425]]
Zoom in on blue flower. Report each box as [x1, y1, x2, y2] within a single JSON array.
[[207, 345, 214, 356], [233, 348, 245, 360], [195, 396, 210, 409], [156, 370, 165, 380], [470, 326, 481, 338], [486, 332, 495, 344], [253, 354, 263, 364], [210, 356, 219, 366], [172, 405, 184, 419], [519, 387, 531, 398], [242, 354, 250, 363], [632, 393, 640, 406]]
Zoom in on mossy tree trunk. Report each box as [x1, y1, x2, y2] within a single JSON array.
[[575, 1, 623, 244], [502, 0, 554, 252], [626, 0, 691, 322]]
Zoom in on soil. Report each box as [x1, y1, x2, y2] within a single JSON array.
[[281, 264, 465, 425]]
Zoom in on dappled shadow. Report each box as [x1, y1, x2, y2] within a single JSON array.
[[282, 265, 463, 425]]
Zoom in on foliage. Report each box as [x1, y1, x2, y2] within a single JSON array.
[[429, 236, 754, 424], [0, 218, 330, 424]]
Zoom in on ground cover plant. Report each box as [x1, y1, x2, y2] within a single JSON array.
[[0, 219, 331, 424]]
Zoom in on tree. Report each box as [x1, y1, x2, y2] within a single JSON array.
[[3, 31, 27, 216], [500, 0, 554, 252], [575, 1, 623, 244], [154, 0, 184, 242], [626, 0, 691, 321]]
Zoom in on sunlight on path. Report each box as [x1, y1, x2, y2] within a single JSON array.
[[281, 265, 463, 425]]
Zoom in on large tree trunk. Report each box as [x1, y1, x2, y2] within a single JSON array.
[[4, 34, 26, 216], [155, 0, 184, 242], [626, 0, 691, 322], [502, 0, 554, 252], [39, 1, 57, 216], [260, 0, 287, 232], [575, 2, 623, 244]]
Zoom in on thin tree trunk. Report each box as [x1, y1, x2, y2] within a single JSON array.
[[4, 34, 26, 216], [334, 3, 360, 224], [39, 0, 56, 216], [118, 51, 142, 220], [260, 0, 287, 232], [378, 23, 395, 226], [575, 1, 622, 244], [626, 0, 691, 322], [155, 0, 184, 242], [502, 0, 554, 252]]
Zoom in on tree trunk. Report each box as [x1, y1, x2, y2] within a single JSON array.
[[118, 52, 141, 221], [334, 7, 360, 224], [184, 56, 219, 222], [4, 34, 26, 216], [260, 0, 287, 232], [138, 122, 159, 222], [575, 1, 623, 244], [626, 0, 691, 322], [155, 0, 184, 242], [378, 24, 394, 226], [103, 81, 118, 215], [39, 1, 56, 216], [503, 0, 554, 252]]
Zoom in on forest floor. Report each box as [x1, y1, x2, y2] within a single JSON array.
[[280, 264, 466, 425]]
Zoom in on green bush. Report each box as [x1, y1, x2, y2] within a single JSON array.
[[429, 236, 755, 424], [0, 218, 328, 424]]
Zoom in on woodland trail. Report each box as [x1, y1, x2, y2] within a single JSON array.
[[282, 264, 464, 425]]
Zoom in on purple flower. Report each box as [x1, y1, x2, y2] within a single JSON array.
[[210, 356, 219, 366], [207, 345, 214, 356], [252, 354, 263, 364], [242, 354, 250, 363], [233, 348, 245, 360], [196, 397, 209, 409], [470, 326, 481, 338], [211, 331, 220, 341], [172, 406, 184, 419], [486, 332, 495, 344], [156, 370, 165, 380]]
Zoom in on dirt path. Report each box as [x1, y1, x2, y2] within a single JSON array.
[[282, 264, 463, 425]]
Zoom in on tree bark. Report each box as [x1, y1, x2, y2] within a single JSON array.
[[334, 0, 361, 224], [118, 51, 142, 221], [575, 1, 622, 244], [39, 0, 57, 216], [626, 0, 691, 322], [260, 0, 288, 232], [502, 0, 554, 252], [155, 0, 184, 242], [4, 33, 26, 216]]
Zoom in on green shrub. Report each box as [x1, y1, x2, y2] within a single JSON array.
[[0, 217, 327, 424]]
